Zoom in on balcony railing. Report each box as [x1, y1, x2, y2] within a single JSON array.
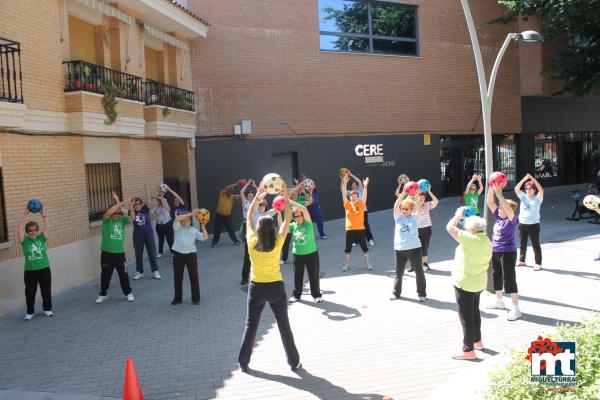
[[0, 37, 23, 103], [63, 60, 143, 102], [144, 80, 195, 111]]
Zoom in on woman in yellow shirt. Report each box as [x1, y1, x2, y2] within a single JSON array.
[[238, 180, 301, 373]]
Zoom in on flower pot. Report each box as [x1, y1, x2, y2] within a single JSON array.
[[74, 80, 82, 90]]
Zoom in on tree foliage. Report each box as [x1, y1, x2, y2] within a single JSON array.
[[495, 0, 600, 96]]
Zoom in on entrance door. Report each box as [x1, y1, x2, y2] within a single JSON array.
[[560, 141, 583, 184], [271, 153, 298, 185], [441, 146, 462, 195]]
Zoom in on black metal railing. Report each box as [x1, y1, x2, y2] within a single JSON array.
[[144, 80, 195, 111], [0, 37, 23, 103], [85, 163, 123, 222], [63, 60, 143, 102]]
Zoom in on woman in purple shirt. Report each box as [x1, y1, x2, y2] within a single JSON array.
[[130, 184, 160, 280], [486, 183, 521, 321]]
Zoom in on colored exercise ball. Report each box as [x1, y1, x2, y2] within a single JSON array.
[[398, 174, 410, 185], [27, 199, 43, 213], [339, 167, 349, 178], [463, 207, 475, 218], [237, 178, 248, 188], [262, 173, 284, 195], [583, 195, 600, 211], [272, 195, 287, 212], [489, 171, 508, 189], [403, 181, 419, 196], [302, 179, 315, 191], [158, 183, 168, 194], [417, 179, 430, 192], [196, 208, 211, 225]]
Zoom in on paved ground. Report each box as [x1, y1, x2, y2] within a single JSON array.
[[0, 184, 598, 400]]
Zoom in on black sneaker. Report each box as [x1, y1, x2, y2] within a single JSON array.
[[171, 300, 182, 305], [210, 243, 218, 248], [240, 279, 248, 285], [423, 263, 431, 271], [192, 301, 200, 305], [407, 267, 414, 272], [239, 363, 249, 372], [291, 362, 302, 371]]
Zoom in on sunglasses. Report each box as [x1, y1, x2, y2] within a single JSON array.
[[401, 208, 411, 211], [293, 214, 303, 218]]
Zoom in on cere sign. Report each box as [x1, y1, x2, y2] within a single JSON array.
[[355, 144, 388, 165]]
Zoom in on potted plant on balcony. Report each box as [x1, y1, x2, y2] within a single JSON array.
[[73, 63, 91, 91]]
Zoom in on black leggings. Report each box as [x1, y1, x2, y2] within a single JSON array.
[[364, 211, 374, 241], [100, 251, 132, 296], [519, 223, 542, 265], [345, 230, 368, 253], [292, 251, 321, 299], [156, 221, 174, 254], [454, 286, 482, 352], [172, 251, 200, 303], [492, 251, 518, 293], [418, 226, 432, 257], [24, 267, 52, 314], [241, 224, 251, 282], [394, 248, 426, 297], [281, 233, 291, 262]]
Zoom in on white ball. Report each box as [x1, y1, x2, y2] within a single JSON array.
[[262, 173, 284, 195], [302, 179, 314, 191], [158, 183, 168, 194], [583, 195, 600, 210]]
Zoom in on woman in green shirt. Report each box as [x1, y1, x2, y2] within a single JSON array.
[[288, 201, 322, 303], [463, 174, 484, 215], [446, 208, 492, 360], [18, 206, 52, 321]]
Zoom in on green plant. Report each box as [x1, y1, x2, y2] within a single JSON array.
[[162, 107, 171, 117], [100, 81, 118, 125], [74, 64, 91, 79], [485, 313, 600, 400]]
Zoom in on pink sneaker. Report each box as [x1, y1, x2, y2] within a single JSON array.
[[516, 261, 526, 267]]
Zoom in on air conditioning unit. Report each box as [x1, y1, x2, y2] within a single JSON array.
[[233, 125, 242, 135], [241, 120, 252, 135]]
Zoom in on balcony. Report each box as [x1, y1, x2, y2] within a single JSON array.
[[143, 80, 195, 138], [144, 80, 194, 111], [63, 60, 145, 136], [0, 37, 26, 128]]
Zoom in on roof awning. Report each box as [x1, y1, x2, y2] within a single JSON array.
[[75, 0, 133, 25]]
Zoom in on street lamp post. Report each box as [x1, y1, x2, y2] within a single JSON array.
[[459, 0, 542, 221]]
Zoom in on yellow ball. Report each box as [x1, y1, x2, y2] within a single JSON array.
[[339, 167, 349, 177], [196, 208, 210, 224]]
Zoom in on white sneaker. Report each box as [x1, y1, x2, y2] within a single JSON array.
[[488, 299, 505, 309], [126, 293, 135, 302], [43, 311, 54, 317], [342, 264, 349, 272], [153, 271, 162, 279], [156, 253, 162, 258], [366, 263, 373, 271], [289, 296, 299, 303], [279, 260, 284, 265], [133, 272, 144, 280], [95, 295, 109, 304], [507, 309, 522, 321], [24, 314, 34, 321], [369, 240, 375, 246], [314, 297, 323, 303], [352, 243, 356, 247]]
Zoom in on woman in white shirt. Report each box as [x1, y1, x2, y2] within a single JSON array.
[[171, 210, 208, 305], [153, 195, 173, 258]]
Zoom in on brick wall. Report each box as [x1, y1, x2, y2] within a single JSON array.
[[188, 0, 524, 137], [120, 138, 164, 200]]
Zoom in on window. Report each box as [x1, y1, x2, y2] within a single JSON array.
[[318, 0, 418, 56], [85, 163, 123, 222], [0, 168, 7, 242]]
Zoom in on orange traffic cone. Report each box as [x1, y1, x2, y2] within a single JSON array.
[[123, 357, 144, 400]]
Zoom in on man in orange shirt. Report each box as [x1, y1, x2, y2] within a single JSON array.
[[211, 184, 242, 247], [340, 175, 373, 272]]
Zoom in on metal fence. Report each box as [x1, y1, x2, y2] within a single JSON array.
[[144, 80, 195, 111], [0, 37, 23, 103], [85, 163, 123, 222]]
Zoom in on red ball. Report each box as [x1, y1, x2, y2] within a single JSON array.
[[272, 195, 287, 212], [238, 178, 248, 188], [489, 171, 508, 189], [403, 181, 419, 196]]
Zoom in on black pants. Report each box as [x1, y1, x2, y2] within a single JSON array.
[[292, 251, 321, 299], [238, 281, 300, 368], [492, 251, 518, 293], [100, 251, 132, 296], [394, 248, 426, 297], [173, 251, 200, 303], [519, 223, 542, 265], [454, 286, 482, 352], [156, 221, 174, 254], [418, 226, 432, 257], [345, 230, 368, 253], [212, 213, 239, 245], [364, 211, 374, 241], [281, 233, 291, 262], [241, 224, 251, 283], [24, 267, 52, 314]]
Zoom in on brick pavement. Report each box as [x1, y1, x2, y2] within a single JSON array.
[[0, 184, 598, 400]]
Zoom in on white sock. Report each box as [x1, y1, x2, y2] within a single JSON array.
[[513, 304, 520, 311]]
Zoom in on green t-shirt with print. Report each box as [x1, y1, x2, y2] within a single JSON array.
[[464, 193, 480, 215], [297, 195, 306, 206], [289, 220, 317, 255], [21, 233, 50, 271], [101, 215, 130, 254]]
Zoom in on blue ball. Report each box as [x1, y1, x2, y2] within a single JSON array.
[[27, 199, 43, 213], [463, 207, 475, 218], [417, 179, 430, 193]]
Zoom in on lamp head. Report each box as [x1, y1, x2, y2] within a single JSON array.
[[516, 30, 543, 43]]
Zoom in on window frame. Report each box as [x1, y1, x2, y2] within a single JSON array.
[[85, 163, 123, 223], [0, 168, 8, 242], [318, 0, 419, 57]]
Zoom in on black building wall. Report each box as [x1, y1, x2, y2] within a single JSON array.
[[195, 134, 441, 231]]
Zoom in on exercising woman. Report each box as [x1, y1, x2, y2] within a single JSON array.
[[240, 179, 257, 285], [154, 193, 173, 258], [464, 174, 484, 216], [340, 175, 372, 272], [416, 189, 439, 271], [238, 181, 301, 372], [131, 184, 160, 280], [514, 173, 544, 270]]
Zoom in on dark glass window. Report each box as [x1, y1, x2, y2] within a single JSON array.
[[0, 168, 7, 242], [85, 163, 122, 222], [319, 0, 418, 56]]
